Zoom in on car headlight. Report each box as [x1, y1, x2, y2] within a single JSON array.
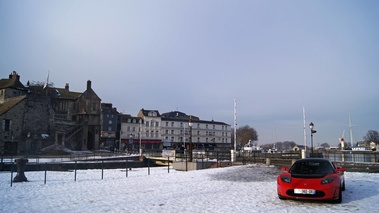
[[281, 176, 291, 183], [321, 177, 335, 184]]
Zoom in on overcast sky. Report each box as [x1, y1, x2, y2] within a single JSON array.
[[1, 1, 378, 146]]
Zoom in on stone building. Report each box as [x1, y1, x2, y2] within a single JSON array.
[[0, 71, 101, 154], [100, 103, 119, 151]]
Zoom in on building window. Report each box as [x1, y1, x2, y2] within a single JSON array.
[[213, 125, 215, 129], [92, 103, 97, 111], [171, 130, 174, 135], [146, 121, 149, 127], [155, 131, 159, 137], [206, 124, 208, 129], [3, 119, 11, 132], [165, 130, 169, 134], [166, 122, 168, 127], [156, 122, 159, 127], [171, 122, 174, 127], [59, 102, 67, 111], [109, 120, 112, 124]]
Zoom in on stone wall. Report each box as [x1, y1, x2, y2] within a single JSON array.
[[0, 97, 26, 154]]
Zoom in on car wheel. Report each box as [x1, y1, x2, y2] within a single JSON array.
[[334, 188, 342, 204], [341, 179, 346, 191]]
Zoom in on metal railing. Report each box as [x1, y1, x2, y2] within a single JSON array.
[[2, 149, 378, 166]]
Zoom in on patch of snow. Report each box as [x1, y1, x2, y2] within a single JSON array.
[[0, 164, 378, 212]]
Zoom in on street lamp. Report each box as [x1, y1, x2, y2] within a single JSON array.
[[309, 122, 317, 157], [129, 134, 133, 153], [139, 119, 143, 161], [119, 130, 122, 153], [188, 117, 193, 162]]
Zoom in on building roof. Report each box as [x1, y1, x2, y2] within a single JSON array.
[[160, 111, 229, 125], [0, 71, 26, 90], [138, 108, 161, 117], [0, 95, 26, 116], [55, 88, 82, 100], [161, 116, 229, 126], [78, 80, 101, 102]]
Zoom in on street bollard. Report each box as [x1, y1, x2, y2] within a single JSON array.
[[13, 158, 28, 182]]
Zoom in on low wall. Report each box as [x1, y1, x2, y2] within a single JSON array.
[[173, 161, 215, 171], [0, 157, 155, 172]]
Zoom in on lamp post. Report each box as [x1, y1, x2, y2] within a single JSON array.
[[119, 130, 122, 153], [309, 122, 317, 157], [188, 117, 193, 162], [129, 134, 133, 153], [139, 119, 143, 161]]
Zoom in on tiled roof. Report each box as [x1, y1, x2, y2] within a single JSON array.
[[0, 95, 26, 116], [55, 88, 81, 100], [0, 76, 25, 90]]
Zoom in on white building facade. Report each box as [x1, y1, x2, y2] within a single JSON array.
[[119, 109, 231, 151]]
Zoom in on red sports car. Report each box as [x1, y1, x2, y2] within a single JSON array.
[[277, 158, 346, 203]]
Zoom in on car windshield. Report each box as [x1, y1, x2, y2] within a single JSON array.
[[290, 160, 334, 175]]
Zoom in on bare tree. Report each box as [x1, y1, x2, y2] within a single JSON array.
[[364, 130, 379, 144], [232, 125, 258, 147], [320, 143, 330, 148], [28, 81, 55, 87]]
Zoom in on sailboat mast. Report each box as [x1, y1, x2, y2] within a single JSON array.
[[303, 107, 307, 153], [234, 99, 237, 152], [349, 114, 354, 146]]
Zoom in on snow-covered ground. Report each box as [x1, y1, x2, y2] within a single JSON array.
[[1, 164, 378, 213]]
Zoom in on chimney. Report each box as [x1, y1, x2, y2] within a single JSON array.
[[65, 83, 69, 90], [87, 80, 91, 90], [9, 71, 19, 80]]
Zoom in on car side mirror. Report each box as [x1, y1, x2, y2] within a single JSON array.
[[335, 166, 346, 173]]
